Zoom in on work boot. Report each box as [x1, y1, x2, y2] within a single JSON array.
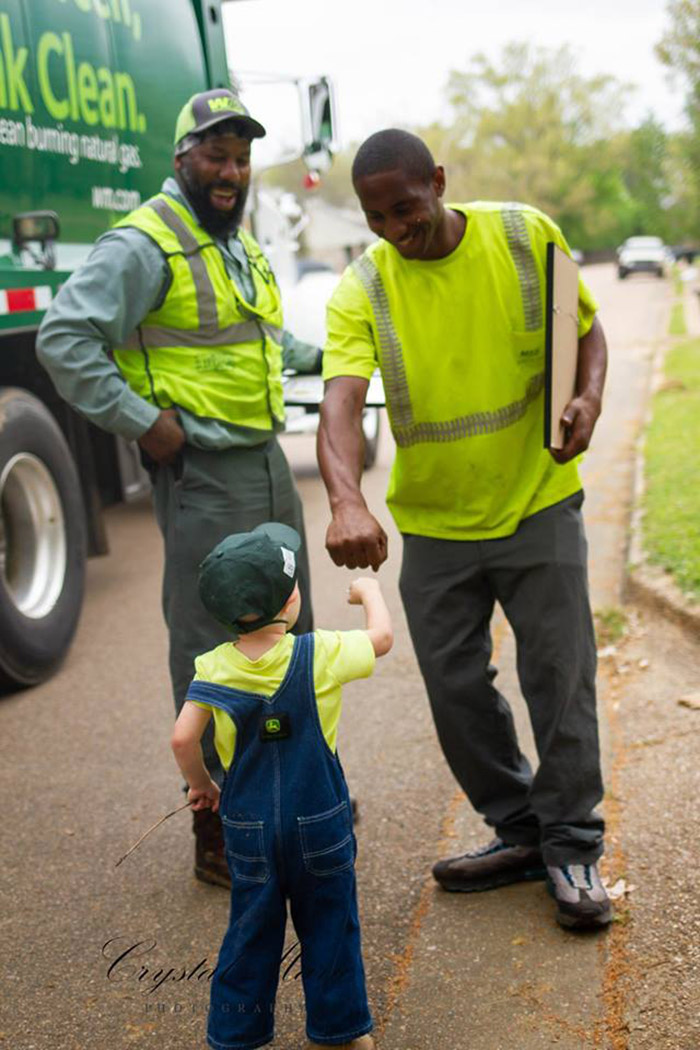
[[432, 836, 546, 892], [546, 863, 612, 929], [193, 808, 230, 889]]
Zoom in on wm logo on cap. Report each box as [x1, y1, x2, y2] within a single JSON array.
[[208, 97, 244, 114]]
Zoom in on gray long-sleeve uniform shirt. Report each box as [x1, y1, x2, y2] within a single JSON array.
[[37, 177, 320, 450]]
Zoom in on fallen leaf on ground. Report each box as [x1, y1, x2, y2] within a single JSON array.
[[678, 692, 700, 710], [511, 936, 527, 946], [605, 878, 636, 900]]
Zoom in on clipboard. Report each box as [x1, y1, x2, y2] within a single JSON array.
[[544, 243, 579, 449]]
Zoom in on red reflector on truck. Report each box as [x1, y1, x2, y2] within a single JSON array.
[[0, 286, 52, 315], [7, 288, 36, 311]]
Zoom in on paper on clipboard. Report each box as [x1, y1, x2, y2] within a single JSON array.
[[544, 243, 579, 450]]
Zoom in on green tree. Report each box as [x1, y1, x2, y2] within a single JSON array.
[[425, 43, 636, 249], [657, 0, 700, 87], [616, 116, 672, 238], [656, 0, 700, 238]]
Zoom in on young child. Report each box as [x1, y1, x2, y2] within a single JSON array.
[[171, 522, 392, 1050]]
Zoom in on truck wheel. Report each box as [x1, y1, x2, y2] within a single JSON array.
[[362, 408, 381, 470], [0, 388, 86, 689]]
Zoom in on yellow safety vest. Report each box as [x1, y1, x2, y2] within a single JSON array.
[[113, 194, 285, 431]]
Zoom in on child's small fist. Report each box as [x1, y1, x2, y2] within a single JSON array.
[[347, 577, 380, 605], [188, 781, 221, 813]]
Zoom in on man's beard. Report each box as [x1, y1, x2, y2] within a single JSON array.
[[178, 168, 249, 238]]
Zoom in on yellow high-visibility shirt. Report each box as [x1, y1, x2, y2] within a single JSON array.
[[323, 201, 598, 540]]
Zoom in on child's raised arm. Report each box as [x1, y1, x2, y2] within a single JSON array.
[[171, 701, 221, 812], [348, 577, 393, 657]]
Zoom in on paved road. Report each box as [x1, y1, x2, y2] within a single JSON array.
[[0, 264, 676, 1050]]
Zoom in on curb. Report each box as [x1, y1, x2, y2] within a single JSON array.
[[623, 280, 700, 641]]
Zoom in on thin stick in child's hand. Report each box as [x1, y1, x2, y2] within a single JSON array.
[[115, 800, 193, 868]]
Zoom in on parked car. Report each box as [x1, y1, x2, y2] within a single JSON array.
[[617, 236, 668, 279], [669, 244, 699, 264]]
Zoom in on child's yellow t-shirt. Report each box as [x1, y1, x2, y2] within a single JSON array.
[[190, 629, 375, 770]]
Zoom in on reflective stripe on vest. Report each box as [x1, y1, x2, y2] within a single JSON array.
[[501, 204, 542, 332], [121, 318, 283, 350], [149, 196, 219, 336], [352, 250, 545, 448]]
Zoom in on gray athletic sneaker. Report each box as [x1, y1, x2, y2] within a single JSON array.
[[546, 863, 613, 928], [432, 837, 546, 892]]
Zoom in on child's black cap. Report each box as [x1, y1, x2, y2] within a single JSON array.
[[198, 523, 301, 638]]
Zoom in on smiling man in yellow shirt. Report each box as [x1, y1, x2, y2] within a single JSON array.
[[317, 128, 611, 930]]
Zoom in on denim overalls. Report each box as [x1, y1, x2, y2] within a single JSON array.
[[187, 633, 373, 1050]]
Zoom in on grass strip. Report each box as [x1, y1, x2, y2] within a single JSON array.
[[643, 337, 700, 601], [668, 301, 687, 336], [672, 266, 683, 296]]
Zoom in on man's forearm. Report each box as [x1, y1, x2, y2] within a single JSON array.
[[317, 378, 368, 510], [37, 323, 159, 440], [576, 315, 607, 409], [550, 314, 608, 463], [318, 375, 388, 570]]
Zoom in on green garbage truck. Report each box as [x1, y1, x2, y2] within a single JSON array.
[[0, 0, 335, 688]]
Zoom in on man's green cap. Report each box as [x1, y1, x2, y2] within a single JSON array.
[[198, 523, 301, 638], [174, 88, 266, 154]]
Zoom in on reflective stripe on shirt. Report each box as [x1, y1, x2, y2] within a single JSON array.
[[352, 250, 545, 448]]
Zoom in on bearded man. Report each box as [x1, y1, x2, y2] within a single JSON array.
[[38, 89, 319, 887]]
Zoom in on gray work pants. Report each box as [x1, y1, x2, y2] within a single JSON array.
[[152, 439, 312, 783], [399, 491, 604, 866]]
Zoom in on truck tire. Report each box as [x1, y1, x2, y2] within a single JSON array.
[[0, 388, 86, 689], [362, 408, 381, 470]]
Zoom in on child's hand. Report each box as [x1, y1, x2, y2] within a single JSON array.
[[348, 577, 381, 605], [348, 576, 393, 657], [188, 780, 221, 813]]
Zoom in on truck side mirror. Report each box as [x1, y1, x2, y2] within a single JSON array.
[[12, 211, 60, 270], [301, 76, 337, 174]]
